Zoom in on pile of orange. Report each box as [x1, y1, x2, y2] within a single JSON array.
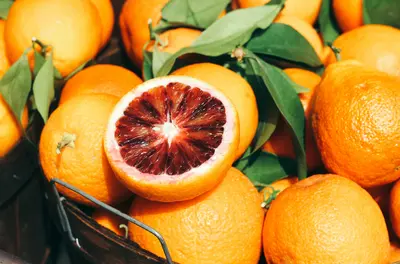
[[1, 0, 399, 263]]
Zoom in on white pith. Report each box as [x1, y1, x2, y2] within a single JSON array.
[[106, 76, 237, 183]]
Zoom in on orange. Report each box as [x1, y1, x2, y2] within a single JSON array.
[[89, 0, 114, 49], [390, 180, 400, 240], [333, 0, 363, 32], [260, 177, 298, 203], [146, 28, 201, 54], [129, 167, 264, 264], [39, 94, 131, 206], [312, 60, 400, 188], [0, 20, 9, 78], [263, 174, 390, 263], [329, 25, 400, 76], [92, 208, 127, 237], [263, 68, 322, 172], [274, 16, 324, 60], [233, 0, 322, 25], [172, 63, 258, 160], [59, 64, 143, 105], [119, 0, 169, 68], [0, 96, 28, 158], [4, 0, 102, 77], [104, 76, 239, 202]]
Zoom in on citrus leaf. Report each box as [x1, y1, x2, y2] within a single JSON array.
[[246, 23, 322, 67], [160, 0, 230, 29], [363, 0, 400, 28], [33, 50, 46, 77], [245, 71, 280, 156], [0, 50, 32, 121], [244, 51, 307, 180], [33, 52, 54, 122], [155, 4, 283, 76], [318, 0, 340, 44], [234, 148, 252, 171], [152, 46, 172, 78], [0, 0, 13, 20], [243, 152, 297, 185], [143, 50, 154, 81]]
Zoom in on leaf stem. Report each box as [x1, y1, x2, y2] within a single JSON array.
[[56, 133, 77, 154], [328, 42, 341, 62]]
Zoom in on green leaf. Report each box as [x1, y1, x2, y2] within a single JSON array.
[[243, 152, 297, 185], [155, 4, 283, 77], [245, 72, 280, 156], [246, 23, 322, 67], [318, 0, 340, 44], [0, 0, 13, 20], [363, 0, 400, 28], [244, 51, 307, 180], [33, 50, 46, 77], [143, 50, 154, 81], [0, 50, 32, 121], [33, 52, 55, 122], [160, 0, 230, 29], [152, 46, 172, 78]]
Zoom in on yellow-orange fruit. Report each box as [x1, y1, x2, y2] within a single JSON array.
[[312, 60, 400, 187], [129, 168, 264, 264], [263, 174, 390, 263]]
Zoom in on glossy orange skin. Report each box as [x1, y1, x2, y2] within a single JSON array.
[[390, 180, 400, 240], [4, 0, 102, 77], [333, 0, 363, 32], [263, 68, 322, 172], [59, 64, 143, 105], [329, 25, 400, 76], [0, 20, 9, 78], [89, 0, 114, 49], [312, 61, 400, 187], [129, 168, 264, 264], [263, 174, 390, 263], [39, 94, 131, 206]]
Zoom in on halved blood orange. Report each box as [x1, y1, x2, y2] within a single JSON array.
[[104, 76, 239, 202]]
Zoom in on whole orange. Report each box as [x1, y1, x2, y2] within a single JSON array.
[[333, 0, 363, 32], [39, 94, 131, 205], [233, 0, 322, 25], [59, 64, 142, 105], [89, 0, 114, 49], [390, 180, 400, 240], [274, 16, 324, 60], [171, 63, 258, 160], [129, 167, 264, 264], [312, 60, 400, 188], [263, 68, 322, 172], [329, 25, 400, 76], [0, 96, 28, 158], [0, 20, 9, 78], [119, 0, 169, 68], [263, 174, 390, 263], [4, 0, 102, 77]]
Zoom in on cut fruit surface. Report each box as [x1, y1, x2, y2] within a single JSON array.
[[105, 76, 239, 202]]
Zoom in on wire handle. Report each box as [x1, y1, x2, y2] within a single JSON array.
[[49, 178, 174, 264]]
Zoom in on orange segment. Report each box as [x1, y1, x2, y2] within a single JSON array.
[[104, 76, 239, 202]]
